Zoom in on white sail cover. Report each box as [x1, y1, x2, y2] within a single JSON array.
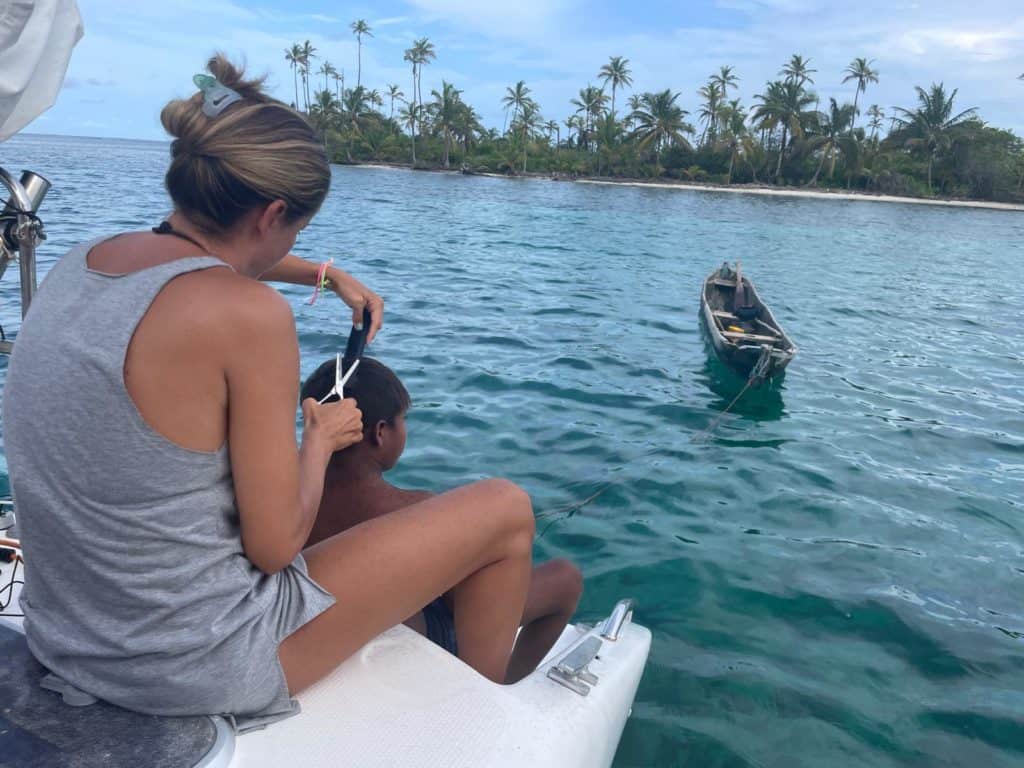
[[0, 0, 83, 142]]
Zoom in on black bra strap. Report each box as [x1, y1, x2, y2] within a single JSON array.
[[152, 220, 208, 252]]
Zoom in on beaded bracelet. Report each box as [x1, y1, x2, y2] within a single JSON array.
[[307, 258, 334, 305]]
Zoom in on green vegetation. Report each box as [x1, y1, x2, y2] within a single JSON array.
[[284, 36, 1024, 203]]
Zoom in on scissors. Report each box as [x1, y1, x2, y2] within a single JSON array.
[[318, 308, 372, 404]]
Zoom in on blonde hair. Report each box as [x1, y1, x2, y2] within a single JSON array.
[[160, 55, 330, 234]]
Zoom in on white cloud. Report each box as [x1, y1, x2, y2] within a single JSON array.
[[404, 0, 576, 38], [36, 0, 1024, 139]]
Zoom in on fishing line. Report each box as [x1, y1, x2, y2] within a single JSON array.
[[536, 368, 769, 536]]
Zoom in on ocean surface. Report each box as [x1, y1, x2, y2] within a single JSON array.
[[2, 134, 1023, 767]]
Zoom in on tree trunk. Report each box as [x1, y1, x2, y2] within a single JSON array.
[[927, 154, 933, 192], [410, 67, 417, 159], [522, 125, 528, 173], [727, 150, 735, 184], [808, 147, 826, 186], [417, 72, 423, 137], [443, 128, 450, 168], [357, 41, 362, 88], [292, 67, 299, 109], [828, 142, 837, 180], [851, 89, 860, 132], [775, 125, 787, 178]]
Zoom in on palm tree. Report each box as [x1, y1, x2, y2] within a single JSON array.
[[342, 85, 372, 162], [387, 84, 404, 121], [592, 113, 624, 175], [350, 20, 372, 88], [411, 37, 436, 134], [890, 83, 977, 192], [309, 89, 339, 140], [398, 102, 421, 164], [628, 89, 694, 155], [842, 57, 879, 128], [545, 119, 560, 148], [751, 79, 818, 177], [502, 80, 531, 135], [430, 81, 462, 168], [626, 93, 642, 131], [570, 85, 608, 149], [564, 116, 581, 149], [697, 80, 723, 146], [711, 65, 739, 97], [806, 98, 857, 186], [715, 100, 750, 184], [318, 61, 335, 94], [781, 54, 816, 87], [403, 45, 418, 135], [866, 104, 884, 141], [453, 102, 484, 161], [299, 40, 317, 112], [298, 62, 310, 111], [598, 56, 633, 117], [513, 99, 542, 172], [285, 44, 302, 108]]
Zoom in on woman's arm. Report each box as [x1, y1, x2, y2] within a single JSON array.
[[224, 281, 363, 574], [259, 254, 384, 342], [259, 253, 322, 286]]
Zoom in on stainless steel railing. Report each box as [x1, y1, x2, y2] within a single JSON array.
[[0, 167, 50, 354]]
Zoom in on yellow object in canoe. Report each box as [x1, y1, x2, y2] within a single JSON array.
[[727, 325, 745, 333]]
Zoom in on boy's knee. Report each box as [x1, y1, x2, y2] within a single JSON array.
[[475, 478, 535, 553], [482, 478, 535, 532]]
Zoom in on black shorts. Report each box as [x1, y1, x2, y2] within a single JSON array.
[[422, 597, 457, 656]]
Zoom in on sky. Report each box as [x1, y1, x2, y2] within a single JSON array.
[[29, 0, 1024, 141]]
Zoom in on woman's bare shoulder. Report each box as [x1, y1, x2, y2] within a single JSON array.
[[167, 268, 295, 338]]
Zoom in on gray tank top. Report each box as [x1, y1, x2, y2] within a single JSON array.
[[2, 237, 335, 722]]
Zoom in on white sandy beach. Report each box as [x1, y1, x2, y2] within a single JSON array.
[[576, 178, 1024, 212]]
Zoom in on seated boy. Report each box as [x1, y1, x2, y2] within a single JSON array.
[[301, 357, 583, 683]]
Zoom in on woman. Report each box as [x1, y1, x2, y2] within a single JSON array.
[[2, 56, 535, 725]]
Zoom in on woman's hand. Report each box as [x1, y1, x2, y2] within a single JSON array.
[[326, 266, 384, 343], [301, 397, 364, 456]]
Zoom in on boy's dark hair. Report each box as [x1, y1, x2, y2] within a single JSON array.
[[301, 357, 411, 437]]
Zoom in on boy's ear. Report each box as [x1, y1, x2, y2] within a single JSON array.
[[372, 420, 387, 446]]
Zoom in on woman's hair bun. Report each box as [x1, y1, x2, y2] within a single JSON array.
[[205, 54, 270, 104], [161, 54, 268, 143], [159, 53, 330, 234]]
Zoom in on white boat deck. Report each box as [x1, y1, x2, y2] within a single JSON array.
[[0, 550, 651, 768]]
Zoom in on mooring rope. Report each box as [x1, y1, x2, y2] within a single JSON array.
[[538, 345, 777, 535], [690, 344, 773, 443]]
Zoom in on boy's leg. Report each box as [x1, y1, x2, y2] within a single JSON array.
[[505, 559, 584, 683]]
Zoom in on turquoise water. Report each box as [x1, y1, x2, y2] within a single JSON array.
[[2, 134, 1023, 766]]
